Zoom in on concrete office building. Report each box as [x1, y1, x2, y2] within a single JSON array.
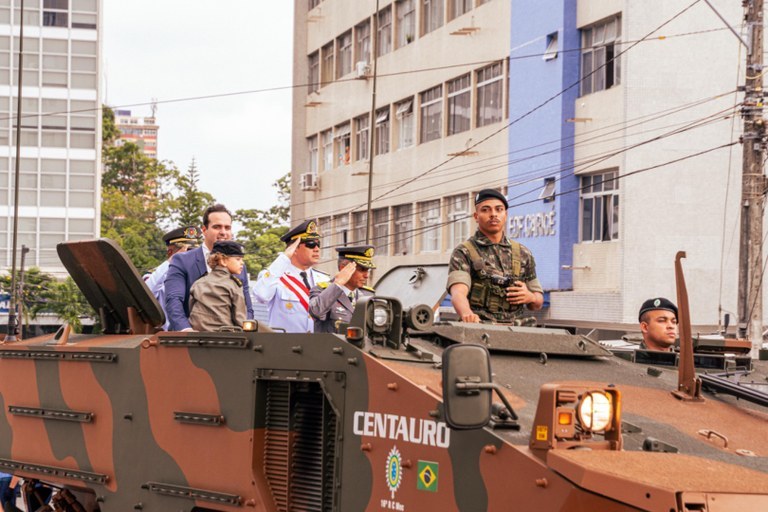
[[0, 0, 101, 274], [507, 0, 746, 327], [114, 108, 158, 158], [292, 0, 512, 277]]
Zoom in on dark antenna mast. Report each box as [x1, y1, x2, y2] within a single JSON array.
[[5, 0, 25, 342]]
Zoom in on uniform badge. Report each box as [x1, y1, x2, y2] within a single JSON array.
[[307, 220, 317, 234], [653, 298, 661, 307], [386, 446, 403, 498], [264, 271, 271, 278], [286, 303, 294, 310], [365, 247, 374, 258]]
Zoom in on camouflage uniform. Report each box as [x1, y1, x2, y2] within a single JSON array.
[[189, 267, 246, 331], [446, 230, 543, 324]]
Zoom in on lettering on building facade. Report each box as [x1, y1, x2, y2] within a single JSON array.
[[509, 211, 557, 238]]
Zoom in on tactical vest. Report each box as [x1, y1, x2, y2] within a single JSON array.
[[462, 238, 526, 321]]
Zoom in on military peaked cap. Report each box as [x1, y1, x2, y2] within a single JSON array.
[[163, 226, 201, 246], [280, 219, 321, 243], [337, 245, 376, 269], [638, 297, 678, 322]]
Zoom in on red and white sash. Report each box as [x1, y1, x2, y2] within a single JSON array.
[[280, 274, 310, 312]]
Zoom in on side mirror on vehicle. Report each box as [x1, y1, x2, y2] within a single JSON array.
[[442, 343, 520, 430], [441, 344, 493, 429]]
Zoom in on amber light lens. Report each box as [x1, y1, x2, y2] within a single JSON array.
[[346, 326, 363, 340], [242, 320, 257, 332], [558, 411, 573, 425]]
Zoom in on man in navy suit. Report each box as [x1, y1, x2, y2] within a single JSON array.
[[164, 204, 254, 331]]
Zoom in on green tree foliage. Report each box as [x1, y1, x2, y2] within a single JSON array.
[[102, 105, 119, 145], [235, 173, 290, 275], [46, 277, 94, 333], [0, 268, 96, 333], [172, 158, 215, 228], [101, 105, 180, 272], [0, 267, 57, 325]]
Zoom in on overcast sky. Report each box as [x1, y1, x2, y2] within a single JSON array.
[[102, 2, 295, 220]]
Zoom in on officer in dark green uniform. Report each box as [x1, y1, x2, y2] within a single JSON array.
[[446, 189, 543, 324]]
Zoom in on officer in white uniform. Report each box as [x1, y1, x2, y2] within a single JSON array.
[[145, 226, 201, 330], [251, 220, 330, 332]]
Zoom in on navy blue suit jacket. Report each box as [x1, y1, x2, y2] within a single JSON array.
[[164, 247, 253, 330]]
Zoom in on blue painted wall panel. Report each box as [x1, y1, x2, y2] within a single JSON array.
[[507, 0, 578, 291]]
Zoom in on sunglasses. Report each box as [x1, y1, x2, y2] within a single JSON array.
[[302, 240, 321, 249]]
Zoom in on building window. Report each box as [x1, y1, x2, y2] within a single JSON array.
[[375, 107, 390, 155], [422, 0, 444, 35], [448, 0, 471, 21], [580, 15, 621, 96], [394, 204, 413, 255], [318, 216, 331, 259], [447, 74, 470, 136], [476, 61, 503, 127], [321, 129, 333, 171], [543, 32, 558, 61], [43, 0, 68, 27], [307, 135, 318, 175], [395, 98, 414, 149], [420, 85, 443, 143], [396, 0, 416, 48], [352, 211, 368, 244], [580, 170, 619, 242], [373, 208, 389, 254], [418, 200, 441, 252], [355, 115, 369, 162], [355, 20, 370, 66], [336, 31, 352, 78], [377, 6, 392, 56], [334, 123, 351, 167], [308, 51, 319, 93], [308, 0, 322, 10], [333, 214, 350, 248], [321, 41, 334, 85], [447, 193, 469, 248]]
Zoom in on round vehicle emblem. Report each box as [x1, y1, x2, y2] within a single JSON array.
[[385, 446, 402, 498]]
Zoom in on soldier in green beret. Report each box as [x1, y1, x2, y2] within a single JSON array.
[[446, 189, 543, 324]]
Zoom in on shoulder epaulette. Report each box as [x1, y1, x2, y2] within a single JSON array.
[[230, 275, 243, 288], [318, 281, 330, 289], [362, 285, 375, 293]]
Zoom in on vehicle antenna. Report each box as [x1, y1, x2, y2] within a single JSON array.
[[365, 0, 381, 246], [672, 251, 704, 402], [5, 0, 25, 343]]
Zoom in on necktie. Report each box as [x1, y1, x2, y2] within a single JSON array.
[[348, 292, 356, 307], [300, 271, 311, 290]]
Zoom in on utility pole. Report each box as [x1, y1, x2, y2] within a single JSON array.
[[737, 0, 766, 357]]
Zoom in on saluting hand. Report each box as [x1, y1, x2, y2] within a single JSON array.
[[506, 281, 533, 305], [334, 262, 357, 287], [285, 237, 301, 259]]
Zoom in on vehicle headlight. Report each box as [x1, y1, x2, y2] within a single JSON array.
[[373, 306, 390, 328], [577, 391, 613, 432]]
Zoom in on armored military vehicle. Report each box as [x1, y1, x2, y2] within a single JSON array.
[[0, 239, 766, 511]]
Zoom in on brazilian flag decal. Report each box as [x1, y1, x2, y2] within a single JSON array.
[[417, 461, 438, 492]]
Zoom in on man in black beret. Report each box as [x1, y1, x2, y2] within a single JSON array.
[[446, 188, 543, 325], [251, 219, 330, 332], [145, 225, 201, 330], [638, 297, 678, 351], [308, 246, 376, 333]]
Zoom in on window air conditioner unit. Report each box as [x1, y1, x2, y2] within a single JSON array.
[[300, 172, 319, 191], [355, 61, 371, 78]]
